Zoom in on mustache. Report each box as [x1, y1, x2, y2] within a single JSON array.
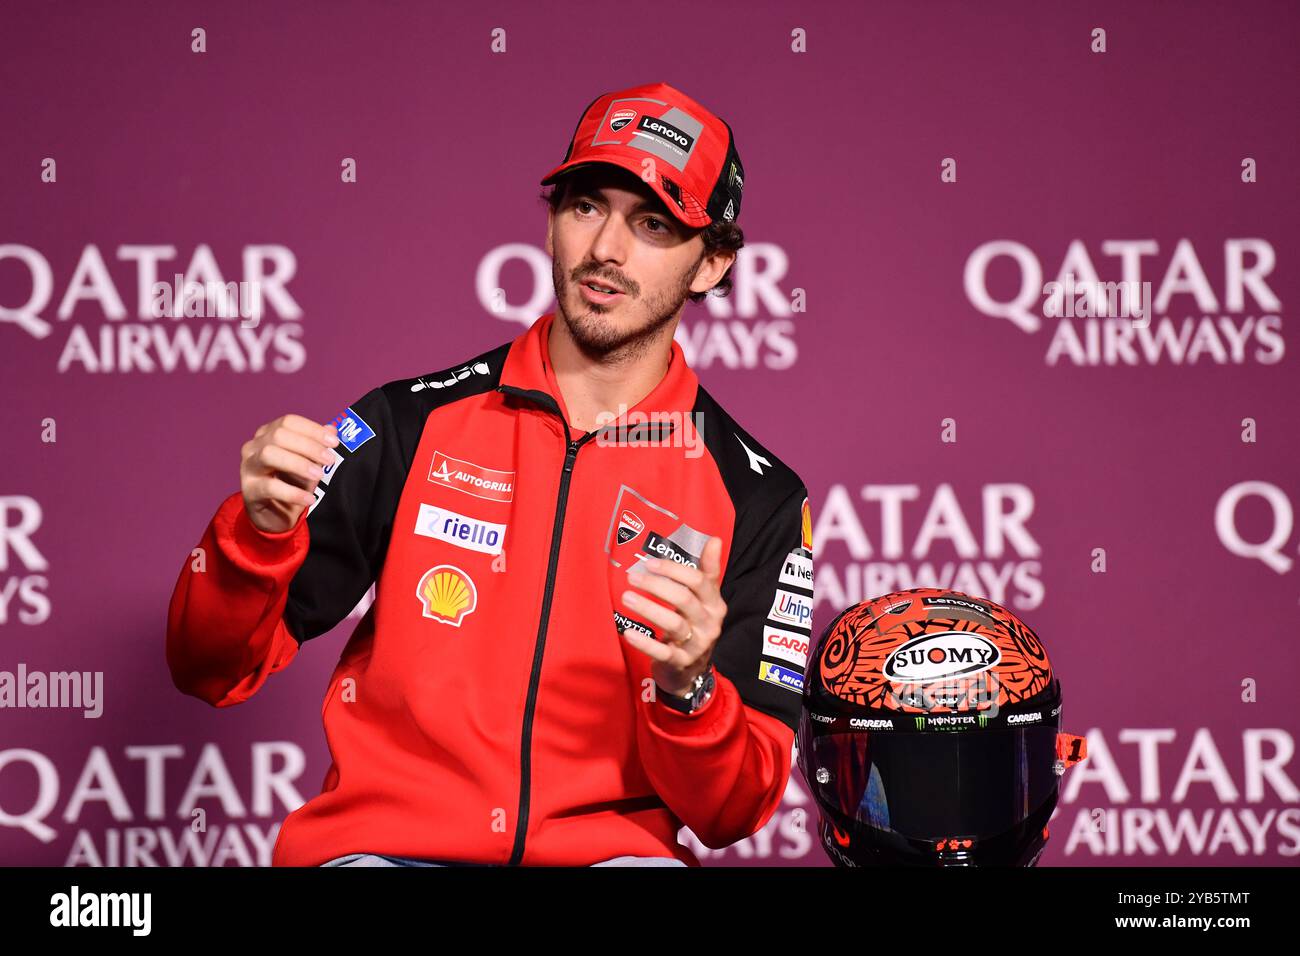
[[575, 271, 633, 295]]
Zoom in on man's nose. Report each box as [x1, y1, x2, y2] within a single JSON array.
[[589, 213, 632, 265]]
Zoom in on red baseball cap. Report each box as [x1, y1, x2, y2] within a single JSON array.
[[540, 81, 746, 228]]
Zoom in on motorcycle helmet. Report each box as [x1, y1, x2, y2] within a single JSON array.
[[795, 587, 1087, 867]]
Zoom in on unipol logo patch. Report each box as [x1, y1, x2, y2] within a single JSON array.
[[883, 631, 1001, 682]]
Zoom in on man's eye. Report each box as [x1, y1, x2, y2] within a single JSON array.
[[645, 218, 668, 234]]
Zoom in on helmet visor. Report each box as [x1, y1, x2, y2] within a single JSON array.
[[802, 721, 1061, 841]]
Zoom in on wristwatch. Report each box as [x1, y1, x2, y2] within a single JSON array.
[[655, 664, 716, 715]]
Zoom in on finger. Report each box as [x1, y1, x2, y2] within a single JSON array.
[[255, 473, 317, 508], [256, 443, 329, 488], [631, 555, 705, 595], [280, 413, 339, 445], [620, 588, 691, 641], [698, 536, 724, 584], [264, 424, 338, 468], [626, 564, 694, 609], [618, 626, 676, 663]]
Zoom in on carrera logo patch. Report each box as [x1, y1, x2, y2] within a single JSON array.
[[763, 626, 810, 667]]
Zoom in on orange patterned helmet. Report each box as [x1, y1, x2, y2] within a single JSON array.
[[795, 587, 1087, 867]]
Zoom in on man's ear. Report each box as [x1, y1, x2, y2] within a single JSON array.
[[690, 248, 737, 295]]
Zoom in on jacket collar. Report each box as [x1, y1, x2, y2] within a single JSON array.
[[496, 312, 698, 444]]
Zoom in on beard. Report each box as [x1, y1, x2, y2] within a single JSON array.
[[552, 252, 702, 363]]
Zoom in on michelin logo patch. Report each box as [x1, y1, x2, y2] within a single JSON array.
[[331, 407, 376, 453], [758, 661, 804, 694]]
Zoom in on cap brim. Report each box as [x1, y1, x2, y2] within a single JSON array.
[[539, 155, 712, 228]]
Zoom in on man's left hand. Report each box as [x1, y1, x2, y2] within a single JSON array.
[[619, 536, 726, 696]]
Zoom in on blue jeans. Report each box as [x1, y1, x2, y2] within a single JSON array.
[[321, 852, 686, 867]]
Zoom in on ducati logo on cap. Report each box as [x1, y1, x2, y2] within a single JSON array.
[[610, 108, 637, 132]]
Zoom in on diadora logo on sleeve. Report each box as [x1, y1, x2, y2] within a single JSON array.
[[762, 625, 810, 667], [427, 451, 515, 502], [415, 564, 478, 627], [410, 362, 490, 392], [767, 588, 814, 631], [758, 661, 804, 694], [330, 407, 375, 453], [414, 503, 506, 555]]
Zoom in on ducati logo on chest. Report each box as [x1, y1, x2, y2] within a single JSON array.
[[616, 510, 644, 545]]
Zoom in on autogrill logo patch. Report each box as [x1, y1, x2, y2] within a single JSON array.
[[427, 451, 515, 502]]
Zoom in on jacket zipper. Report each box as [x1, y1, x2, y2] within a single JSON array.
[[507, 412, 598, 866]]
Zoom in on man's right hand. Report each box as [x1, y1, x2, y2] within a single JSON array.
[[240, 414, 341, 534]]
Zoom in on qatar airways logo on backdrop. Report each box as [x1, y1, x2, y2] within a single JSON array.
[[1059, 728, 1300, 860], [809, 482, 1045, 614], [1216, 481, 1300, 577], [0, 495, 51, 626], [0, 742, 307, 866], [964, 239, 1283, 366], [0, 244, 304, 373], [475, 242, 805, 370], [712, 727, 1300, 864]]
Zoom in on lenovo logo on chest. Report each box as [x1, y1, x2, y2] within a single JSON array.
[[644, 531, 700, 568]]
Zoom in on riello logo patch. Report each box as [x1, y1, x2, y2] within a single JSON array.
[[883, 632, 1001, 682]]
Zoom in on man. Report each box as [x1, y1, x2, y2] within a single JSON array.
[[166, 81, 815, 867]]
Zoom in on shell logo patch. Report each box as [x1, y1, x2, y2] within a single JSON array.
[[416, 564, 478, 627], [800, 496, 813, 554]]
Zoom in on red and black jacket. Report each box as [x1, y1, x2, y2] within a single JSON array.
[[166, 311, 814, 866]]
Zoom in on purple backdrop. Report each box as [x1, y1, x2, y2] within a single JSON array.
[[2, 0, 1297, 866]]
